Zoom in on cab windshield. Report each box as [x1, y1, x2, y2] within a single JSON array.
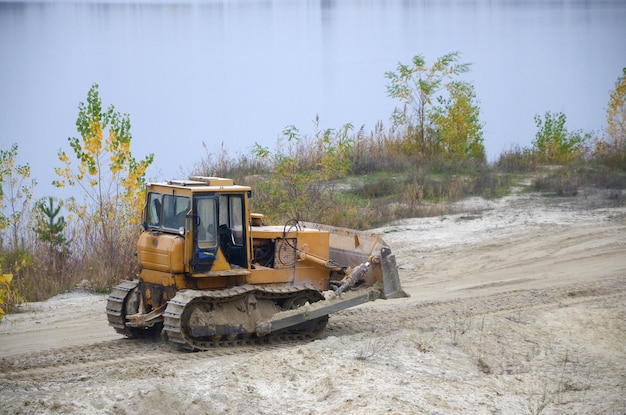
[[146, 192, 191, 231]]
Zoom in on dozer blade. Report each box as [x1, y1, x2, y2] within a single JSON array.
[[301, 222, 408, 299], [256, 287, 381, 335]]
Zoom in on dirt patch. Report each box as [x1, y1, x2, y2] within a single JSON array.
[[1, 191, 625, 415]]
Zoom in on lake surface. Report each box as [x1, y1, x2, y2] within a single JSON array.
[[1, 0, 625, 198]]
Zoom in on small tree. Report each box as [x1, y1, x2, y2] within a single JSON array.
[[596, 67, 626, 166], [385, 51, 471, 157], [606, 67, 626, 146], [53, 83, 153, 286], [33, 197, 71, 264], [0, 144, 37, 251], [430, 81, 485, 161], [532, 111, 585, 163]]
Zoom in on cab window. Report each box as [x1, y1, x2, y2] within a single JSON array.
[[163, 195, 190, 230], [196, 197, 217, 247], [146, 192, 190, 231], [146, 193, 162, 227], [219, 194, 244, 245]]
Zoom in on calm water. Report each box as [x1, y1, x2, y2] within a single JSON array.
[[1, 0, 625, 198]]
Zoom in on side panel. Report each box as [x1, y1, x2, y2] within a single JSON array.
[[246, 267, 295, 284], [139, 268, 189, 289], [137, 232, 185, 273], [294, 230, 331, 290], [196, 275, 247, 289]]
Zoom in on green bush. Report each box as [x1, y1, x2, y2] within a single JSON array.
[[532, 112, 586, 163]]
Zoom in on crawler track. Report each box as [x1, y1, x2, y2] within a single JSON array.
[[105, 279, 141, 337], [164, 284, 329, 350]]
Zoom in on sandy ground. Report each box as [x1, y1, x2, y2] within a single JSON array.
[[1, 189, 625, 415]]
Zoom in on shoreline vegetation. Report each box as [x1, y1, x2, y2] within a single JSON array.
[[1, 57, 624, 309]]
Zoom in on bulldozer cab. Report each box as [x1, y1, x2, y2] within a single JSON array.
[[141, 177, 253, 276]]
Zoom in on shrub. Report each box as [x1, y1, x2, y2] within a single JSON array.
[[0, 256, 25, 319], [532, 112, 586, 163]]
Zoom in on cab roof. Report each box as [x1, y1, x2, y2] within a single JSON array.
[[148, 176, 251, 193]]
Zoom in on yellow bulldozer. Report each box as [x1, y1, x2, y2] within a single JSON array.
[[106, 176, 407, 350]]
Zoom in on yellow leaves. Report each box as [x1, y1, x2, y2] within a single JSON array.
[[85, 120, 103, 155], [606, 68, 626, 146], [54, 165, 71, 180], [72, 203, 88, 220], [58, 151, 70, 164], [0, 271, 15, 322], [105, 127, 119, 152], [116, 133, 131, 155], [0, 272, 13, 284], [54, 151, 74, 188]]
